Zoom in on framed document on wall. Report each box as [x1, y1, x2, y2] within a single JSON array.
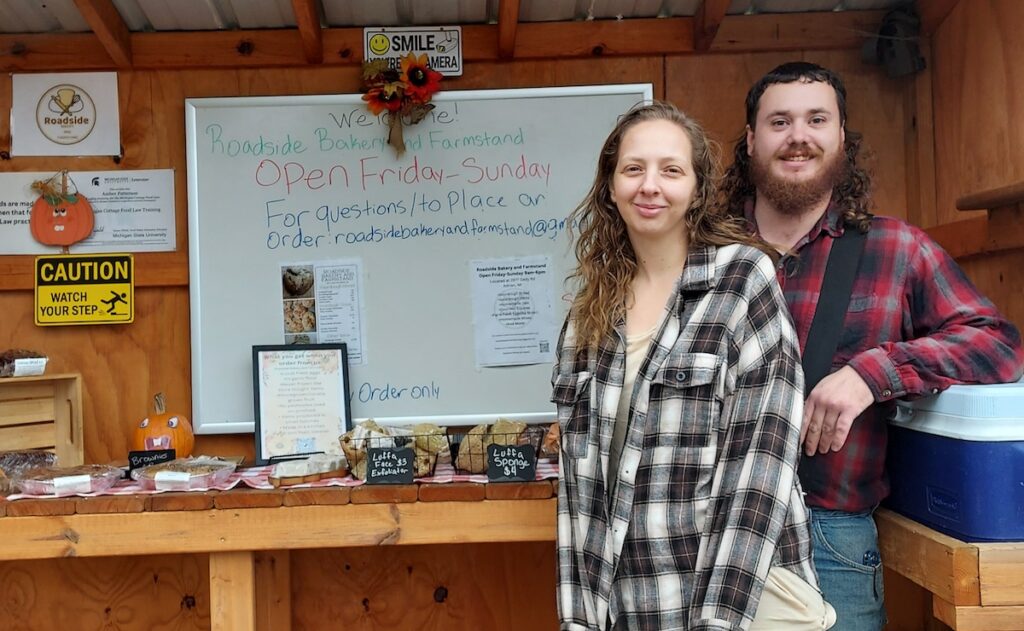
[[252, 343, 352, 465]]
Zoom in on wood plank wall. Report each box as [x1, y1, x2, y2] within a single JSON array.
[[885, 3, 1024, 630], [0, 50, 910, 465], [930, 0, 1024, 329], [2, 16, 1019, 626]]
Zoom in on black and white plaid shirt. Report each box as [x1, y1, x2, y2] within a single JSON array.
[[553, 244, 817, 630]]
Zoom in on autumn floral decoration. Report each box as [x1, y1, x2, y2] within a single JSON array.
[[361, 52, 443, 157]]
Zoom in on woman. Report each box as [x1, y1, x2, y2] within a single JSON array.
[[552, 101, 834, 630]]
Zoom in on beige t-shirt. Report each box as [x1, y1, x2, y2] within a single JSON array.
[[608, 323, 657, 482]]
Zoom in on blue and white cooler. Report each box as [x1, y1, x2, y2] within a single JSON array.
[[886, 382, 1024, 542]]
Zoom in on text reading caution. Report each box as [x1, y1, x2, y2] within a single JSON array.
[[35, 253, 134, 326]]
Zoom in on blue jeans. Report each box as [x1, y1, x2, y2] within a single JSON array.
[[810, 508, 886, 631]]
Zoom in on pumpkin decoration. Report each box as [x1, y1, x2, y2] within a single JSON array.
[[29, 171, 95, 249], [132, 393, 195, 457]]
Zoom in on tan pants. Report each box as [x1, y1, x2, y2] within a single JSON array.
[[750, 566, 837, 630]]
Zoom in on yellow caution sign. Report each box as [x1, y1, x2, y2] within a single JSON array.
[[35, 253, 134, 326]]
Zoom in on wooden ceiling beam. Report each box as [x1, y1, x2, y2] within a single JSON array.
[[72, 0, 132, 67], [497, 0, 521, 60], [915, 0, 961, 36], [694, 0, 730, 52], [0, 11, 886, 72], [711, 10, 883, 52], [291, 0, 323, 64]]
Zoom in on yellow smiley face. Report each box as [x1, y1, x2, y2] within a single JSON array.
[[368, 34, 390, 56]]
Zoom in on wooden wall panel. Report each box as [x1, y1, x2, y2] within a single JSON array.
[[929, 0, 1024, 331], [0, 57, 662, 463], [0, 8, 1017, 628], [290, 542, 557, 630], [0, 287, 192, 463], [0, 554, 210, 630], [932, 0, 1024, 223], [959, 251, 1024, 333], [666, 49, 908, 221]]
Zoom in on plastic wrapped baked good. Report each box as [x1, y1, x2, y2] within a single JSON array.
[[0, 349, 47, 377], [269, 453, 348, 487], [131, 456, 236, 491], [540, 422, 560, 460], [0, 450, 59, 483], [16, 464, 123, 496]]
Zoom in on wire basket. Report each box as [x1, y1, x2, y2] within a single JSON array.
[[447, 423, 547, 475], [341, 424, 450, 480]]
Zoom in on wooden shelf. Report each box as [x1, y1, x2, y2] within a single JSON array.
[[876, 508, 1024, 631], [957, 180, 1024, 211], [926, 180, 1024, 259]]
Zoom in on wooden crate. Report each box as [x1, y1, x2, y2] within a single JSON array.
[[0, 373, 83, 466]]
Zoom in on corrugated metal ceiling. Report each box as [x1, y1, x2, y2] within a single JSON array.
[[0, 0, 909, 34]]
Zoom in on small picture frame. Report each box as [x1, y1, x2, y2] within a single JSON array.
[[252, 343, 352, 466]]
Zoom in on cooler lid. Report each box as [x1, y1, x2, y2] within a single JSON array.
[[892, 381, 1024, 441]]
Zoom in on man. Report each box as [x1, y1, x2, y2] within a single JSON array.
[[722, 61, 1024, 630]]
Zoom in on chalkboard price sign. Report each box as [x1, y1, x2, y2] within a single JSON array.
[[366, 447, 415, 484], [487, 444, 536, 482], [127, 449, 176, 478]]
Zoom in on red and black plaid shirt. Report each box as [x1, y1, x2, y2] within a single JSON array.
[[745, 201, 1024, 512]]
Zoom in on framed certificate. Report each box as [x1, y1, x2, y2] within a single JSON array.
[[252, 343, 352, 465]]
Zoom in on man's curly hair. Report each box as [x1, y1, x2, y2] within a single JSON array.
[[721, 62, 873, 233]]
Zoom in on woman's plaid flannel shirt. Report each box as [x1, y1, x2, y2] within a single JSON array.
[[553, 243, 818, 631]]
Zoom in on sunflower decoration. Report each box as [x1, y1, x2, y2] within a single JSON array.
[[361, 52, 443, 157]]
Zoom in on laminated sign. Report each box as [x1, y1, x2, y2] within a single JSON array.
[[35, 253, 134, 325], [363, 26, 462, 76]]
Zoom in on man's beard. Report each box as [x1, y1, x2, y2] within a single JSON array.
[[750, 144, 848, 217]]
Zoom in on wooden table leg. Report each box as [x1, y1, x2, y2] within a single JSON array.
[[210, 550, 256, 631], [255, 550, 291, 631]]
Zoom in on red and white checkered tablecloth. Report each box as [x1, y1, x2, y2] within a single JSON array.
[[3, 461, 559, 499], [239, 460, 559, 489], [4, 470, 247, 500]]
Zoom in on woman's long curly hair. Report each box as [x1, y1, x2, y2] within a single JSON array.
[[721, 62, 873, 232], [566, 101, 769, 353]]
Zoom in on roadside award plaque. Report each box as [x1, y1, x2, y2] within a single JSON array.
[[35, 252, 134, 325]]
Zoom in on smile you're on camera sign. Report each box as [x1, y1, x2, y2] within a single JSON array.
[[363, 26, 463, 77]]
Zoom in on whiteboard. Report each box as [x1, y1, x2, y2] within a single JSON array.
[[186, 84, 653, 433]]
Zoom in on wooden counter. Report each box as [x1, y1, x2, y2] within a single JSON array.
[[0, 483, 558, 631], [3, 490, 1020, 630], [876, 508, 1024, 630]]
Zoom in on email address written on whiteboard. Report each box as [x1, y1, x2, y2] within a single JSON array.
[[201, 103, 575, 250]]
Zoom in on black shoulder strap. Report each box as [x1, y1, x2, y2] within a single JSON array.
[[801, 228, 867, 395]]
